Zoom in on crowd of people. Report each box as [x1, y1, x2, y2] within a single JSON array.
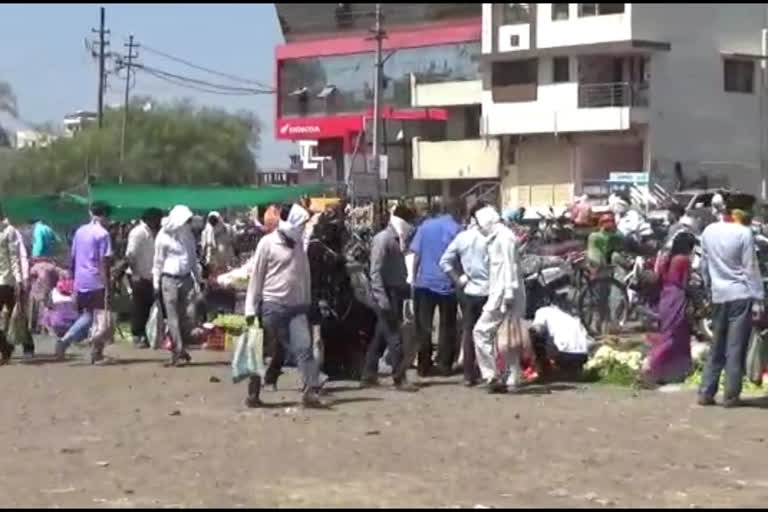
[[0, 188, 762, 411]]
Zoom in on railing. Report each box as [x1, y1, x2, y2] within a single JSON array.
[[461, 180, 501, 207], [577, 82, 649, 108]]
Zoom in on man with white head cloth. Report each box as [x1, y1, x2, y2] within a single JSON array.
[[244, 204, 325, 408], [472, 205, 527, 393], [153, 205, 202, 367]]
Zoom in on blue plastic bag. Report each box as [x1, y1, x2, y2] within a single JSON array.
[[231, 324, 265, 383]]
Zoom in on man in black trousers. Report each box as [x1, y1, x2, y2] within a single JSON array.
[[439, 201, 488, 386], [125, 208, 163, 349]]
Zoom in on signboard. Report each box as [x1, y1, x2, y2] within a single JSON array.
[[367, 155, 388, 180], [378, 155, 388, 180], [276, 115, 364, 140], [608, 172, 649, 185]]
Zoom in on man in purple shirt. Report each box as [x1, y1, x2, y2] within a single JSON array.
[[410, 199, 462, 377], [56, 202, 113, 363]]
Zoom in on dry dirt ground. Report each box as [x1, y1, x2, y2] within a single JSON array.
[[2, 337, 768, 508]]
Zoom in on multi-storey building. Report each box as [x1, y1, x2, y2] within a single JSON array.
[[479, 3, 768, 209], [274, 3, 490, 200]]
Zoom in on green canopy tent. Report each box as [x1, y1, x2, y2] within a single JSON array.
[[65, 183, 328, 221], [2, 183, 329, 227], [3, 196, 89, 227]]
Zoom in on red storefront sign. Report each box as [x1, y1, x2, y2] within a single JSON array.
[[276, 108, 448, 141], [276, 115, 364, 140]]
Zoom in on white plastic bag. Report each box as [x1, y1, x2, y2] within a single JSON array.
[[231, 324, 265, 383], [89, 309, 114, 347], [145, 302, 165, 350], [746, 329, 768, 386]]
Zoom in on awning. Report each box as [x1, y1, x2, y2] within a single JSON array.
[[67, 183, 327, 212]]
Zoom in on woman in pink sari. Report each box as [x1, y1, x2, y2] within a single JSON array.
[[640, 232, 697, 386]]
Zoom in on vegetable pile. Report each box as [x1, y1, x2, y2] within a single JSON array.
[[212, 314, 248, 331], [584, 345, 644, 386]]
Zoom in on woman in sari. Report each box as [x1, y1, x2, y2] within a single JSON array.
[[640, 232, 697, 386]]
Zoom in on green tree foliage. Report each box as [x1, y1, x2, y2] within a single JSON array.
[[0, 97, 262, 196]]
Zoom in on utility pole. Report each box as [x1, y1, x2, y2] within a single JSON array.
[[370, 3, 385, 211], [119, 35, 139, 179], [92, 6, 110, 129]]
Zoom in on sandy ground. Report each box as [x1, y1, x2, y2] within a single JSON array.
[[2, 336, 768, 508]]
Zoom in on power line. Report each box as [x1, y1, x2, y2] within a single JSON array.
[[139, 42, 274, 91], [134, 63, 275, 95], [138, 67, 267, 96]]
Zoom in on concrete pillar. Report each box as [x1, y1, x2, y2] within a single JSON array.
[[441, 180, 451, 207]]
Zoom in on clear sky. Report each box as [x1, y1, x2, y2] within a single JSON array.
[[0, 3, 295, 168]]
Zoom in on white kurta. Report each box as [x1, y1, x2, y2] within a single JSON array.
[[472, 222, 527, 387]]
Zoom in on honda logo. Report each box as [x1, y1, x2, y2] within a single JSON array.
[[279, 123, 321, 135]]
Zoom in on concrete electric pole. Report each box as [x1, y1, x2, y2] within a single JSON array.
[[119, 34, 139, 177], [371, 3, 384, 204], [92, 6, 110, 129]]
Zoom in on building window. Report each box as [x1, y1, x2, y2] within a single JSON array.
[[278, 42, 481, 117], [501, 3, 531, 25], [724, 58, 755, 94], [552, 3, 569, 20], [578, 3, 625, 17], [492, 59, 538, 86], [553, 57, 570, 83], [464, 105, 481, 138]]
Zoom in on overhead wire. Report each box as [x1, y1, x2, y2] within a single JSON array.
[[137, 66, 270, 96], [134, 63, 275, 95], [139, 42, 275, 91]]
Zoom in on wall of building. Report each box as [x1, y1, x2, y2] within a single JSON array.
[[631, 3, 766, 191], [501, 135, 574, 209], [412, 137, 499, 180], [535, 4, 633, 49], [481, 79, 637, 136], [411, 80, 482, 107]]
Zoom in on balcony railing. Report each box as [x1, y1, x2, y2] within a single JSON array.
[[577, 82, 649, 108]]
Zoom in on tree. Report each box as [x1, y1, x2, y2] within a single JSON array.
[[0, 81, 18, 118], [1, 97, 262, 196]]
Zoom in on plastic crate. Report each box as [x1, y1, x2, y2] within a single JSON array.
[[202, 326, 226, 351]]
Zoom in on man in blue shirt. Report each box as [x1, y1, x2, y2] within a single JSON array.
[[410, 199, 462, 377]]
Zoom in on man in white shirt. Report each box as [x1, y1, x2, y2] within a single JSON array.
[[472, 206, 527, 393], [439, 201, 489, 386], [530, 303, 592, 381], [153, 205, 202, 367], [126, 208, 162, 349]]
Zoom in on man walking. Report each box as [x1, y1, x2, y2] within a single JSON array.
[[56, 202, 113, 364], [698, 204, 764, 407], [410, 199, 461, 376], [153, 205, 201, 367], [0, 205, 23, 363], [244, 204, 325, 408], [439, 201, 488, 386], [126, 208, 163, 349], [472, 205, 527, 393], [361, 204, 419, 392]]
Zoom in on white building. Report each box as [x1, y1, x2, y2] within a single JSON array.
[[15, 129, 55, 149], [477, 3, 768, 209], [62, 110, 97, 137]]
